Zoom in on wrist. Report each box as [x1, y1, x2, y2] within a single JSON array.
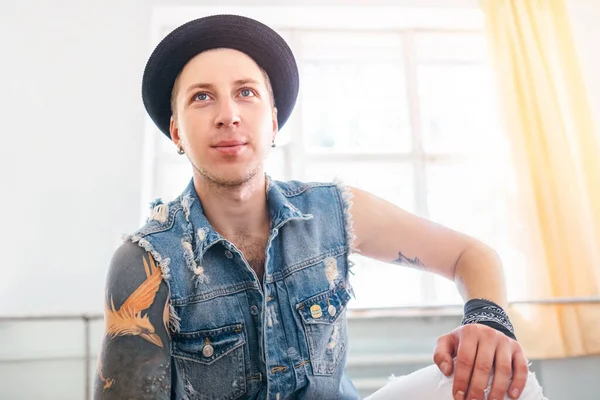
[[461, 298, 516, 340]]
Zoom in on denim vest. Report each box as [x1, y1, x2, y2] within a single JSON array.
[[127, 178, 359, 400]]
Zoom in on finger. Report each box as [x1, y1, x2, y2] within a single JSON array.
[[508, 350, 529, 399], [465, 331, 497, 400], [433, 333, 457, 376], [452, 330, 478, 400], [488, 342, 513, 400]]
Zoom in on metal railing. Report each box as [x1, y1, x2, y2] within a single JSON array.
[[0, 314, 102, 400], [346, 295, 600, 318], [1, 297, 599, 400]]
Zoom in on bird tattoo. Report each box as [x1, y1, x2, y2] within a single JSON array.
[[97, 359, 115, 390], [105, 253, 164, 348]]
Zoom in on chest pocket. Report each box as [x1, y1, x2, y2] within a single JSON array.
[[172, 323, 247, 400], [296, 283, 352, 376]]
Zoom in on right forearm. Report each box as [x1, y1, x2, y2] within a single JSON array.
[[94, 343, 171, 399]]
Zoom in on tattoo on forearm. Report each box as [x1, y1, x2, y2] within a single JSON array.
[[393, 251, 425, 269], [97, 359, 115, 390], [95, 347, 171, 399], [94, 248, 171, 399]]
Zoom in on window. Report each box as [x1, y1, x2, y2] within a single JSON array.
[[144, 6, 519, 309]]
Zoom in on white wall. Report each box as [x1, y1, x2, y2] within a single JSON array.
[[0, 0, 598, 318], [0, 0, 151, 315]]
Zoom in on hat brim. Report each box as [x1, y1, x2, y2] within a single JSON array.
[[142, 14, 299, 139]]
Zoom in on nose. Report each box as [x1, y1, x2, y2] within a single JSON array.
[[215, 98, 241, 128]]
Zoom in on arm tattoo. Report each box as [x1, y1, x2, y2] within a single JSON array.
[[392, 251, 425, 269], [94, 242, 172, 399]]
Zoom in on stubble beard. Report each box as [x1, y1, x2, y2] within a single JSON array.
[[192, 159, 264, 189]]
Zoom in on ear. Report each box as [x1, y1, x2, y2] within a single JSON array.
[[169, 116, 181, 147], [271, 107, 278, 142]]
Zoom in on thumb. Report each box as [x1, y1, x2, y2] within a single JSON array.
[[433, 333, 458, 376]]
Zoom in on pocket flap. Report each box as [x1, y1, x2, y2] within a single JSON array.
[[172, 323, 245, 365], [296, 284, 351, 325]]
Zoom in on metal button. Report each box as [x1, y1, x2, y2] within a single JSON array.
[[310, 304, 323, 319], [328, 304, 337, 317], [250, 305, 259, 315], [225, 250, 233, 259], [202, 344, 214, 358]]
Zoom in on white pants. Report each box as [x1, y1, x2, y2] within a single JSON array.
[[364, 361, 548, 400]]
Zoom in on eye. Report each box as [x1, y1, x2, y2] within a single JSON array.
[[239, 88, 256, 98], [193, 92, 210, 102]]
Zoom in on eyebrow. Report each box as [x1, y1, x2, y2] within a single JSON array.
[[185, 78, 262, 93]]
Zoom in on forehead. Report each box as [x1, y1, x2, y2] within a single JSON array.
[[178, 48, 266, 84]]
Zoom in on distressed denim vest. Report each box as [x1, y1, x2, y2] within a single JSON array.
[[127, 177, 359, 400]]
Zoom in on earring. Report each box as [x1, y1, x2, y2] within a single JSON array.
[[177, 146, 185, 155], [271, 141, 276, 148]]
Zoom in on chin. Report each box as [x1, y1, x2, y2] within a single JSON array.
[[201, 165, 262, 187]]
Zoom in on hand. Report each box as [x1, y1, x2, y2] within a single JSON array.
[[433, 324, 529, 400]]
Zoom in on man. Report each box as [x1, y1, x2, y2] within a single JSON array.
[[94, 14, 537, 400]]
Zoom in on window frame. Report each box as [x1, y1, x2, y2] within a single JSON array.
[[142, 5, 500, 310]]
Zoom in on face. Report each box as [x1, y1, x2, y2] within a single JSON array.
[[170, 48, 278, 187]]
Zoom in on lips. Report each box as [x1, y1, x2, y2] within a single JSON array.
[[211, 140, 247, 155], [213, 140, 246, 148]]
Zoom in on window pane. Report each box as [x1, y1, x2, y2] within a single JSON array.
[[303, 161, 414, 212], [415, 33, 487, 63], [153, 159, 192, 201], [265, 147, 286, 181], [302, 62, 411, 153], [426, 160, 512, 304], [432, 274, 463, 305], [418, 63, 503, 155], [299, 31, 404, 62], [157, 128, 176, 155], [426, 160, 509, 244], [348, 256, 426, 309], [300, 31, 411, 153]]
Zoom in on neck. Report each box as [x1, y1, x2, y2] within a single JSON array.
[[192, 171, 270, 238]]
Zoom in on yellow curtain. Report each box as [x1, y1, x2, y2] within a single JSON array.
[[480, 0, 600, 359]]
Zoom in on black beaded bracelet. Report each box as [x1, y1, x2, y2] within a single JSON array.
[[461, 298, 517, 341]]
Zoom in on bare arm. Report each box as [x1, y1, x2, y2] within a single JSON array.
[[349, 186, 507, 307], [94, 241, 172, 399]]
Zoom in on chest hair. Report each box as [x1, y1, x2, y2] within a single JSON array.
[[231, 232, 268, 282]]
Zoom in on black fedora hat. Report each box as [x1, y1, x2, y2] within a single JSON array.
[[142, 14, 300, 139]]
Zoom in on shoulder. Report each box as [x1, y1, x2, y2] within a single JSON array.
[[128, 197, 187, 240], [106, 240, 167, 307], [275, 179, 353, 218], [271, 178, 348, 197], [109, 239, 149, 269]]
